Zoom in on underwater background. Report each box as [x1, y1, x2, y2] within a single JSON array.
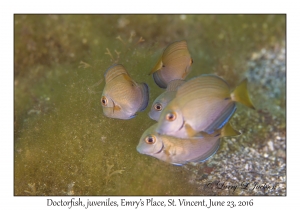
[[14, 14, 286, 195]]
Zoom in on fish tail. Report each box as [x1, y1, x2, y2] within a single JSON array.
[[148, 57, 163, 75], [138, 83, 149, 112], [221, 123, 241, 137], [231, 79, 255, 109], [153, 70, 167, 88]]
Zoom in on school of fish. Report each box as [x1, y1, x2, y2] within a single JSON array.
[[101, 40, 255, 166]]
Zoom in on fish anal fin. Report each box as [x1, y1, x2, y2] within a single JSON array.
[[190, 139, 221, 163], [231, 79, 255, 109]]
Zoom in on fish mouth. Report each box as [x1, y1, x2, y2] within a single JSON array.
[[154, 143, 164, 154]]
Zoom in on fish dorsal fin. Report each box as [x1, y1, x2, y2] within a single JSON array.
[[162, 40, 190, 65], [201, 74, 230, 86], [231, 79, 255, 109], [176, 75, 230, 99], [220, 123, 241, 137], [166, 79, 185, 92], [104, 64, 129, 83], [149, 56, 163, 75]]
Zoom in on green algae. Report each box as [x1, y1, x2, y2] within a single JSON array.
[[14, 14, 286, 195]]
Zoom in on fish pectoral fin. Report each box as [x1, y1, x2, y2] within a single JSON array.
[[148, 57, 163, 75], [112, 100, 121, 113], [231, 79, 255, 109], [163, 145, 173, 156], [185, 123, 198, 137], [221, 123, 241, 137]]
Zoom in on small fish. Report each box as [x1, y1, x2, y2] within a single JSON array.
[[137, 122, 240, 165], [149, 40, 193, 88], [148, 79, 185, 121], [156, 75, 255, 138], [101, 64, 149, 119]]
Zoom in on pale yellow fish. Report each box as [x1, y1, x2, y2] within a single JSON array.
[[137, 122, 240, 165], [156, 75, 254, 138], [101, 64, 149, 119], [149, 40, 193, 88]]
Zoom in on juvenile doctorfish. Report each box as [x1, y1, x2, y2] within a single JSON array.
[[137, 123, 240, 165], [149, 40, 193, 88], [101, 64, 149, 119], [156, 75, 255, 138], [148, 79, 185, 121]]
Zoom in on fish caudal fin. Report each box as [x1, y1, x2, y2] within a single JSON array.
[[231, 79, 255, 109], [221, 123, 241, 137], [138, 83, 149, 112], [104, 64, 129, 83], [148, 57, 163, 75]]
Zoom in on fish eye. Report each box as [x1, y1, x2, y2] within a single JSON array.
[[101, 96, 108, 106], [154, 103, 162, 111], [166, 112, 176, 121], [145, 135, 156, 144]]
